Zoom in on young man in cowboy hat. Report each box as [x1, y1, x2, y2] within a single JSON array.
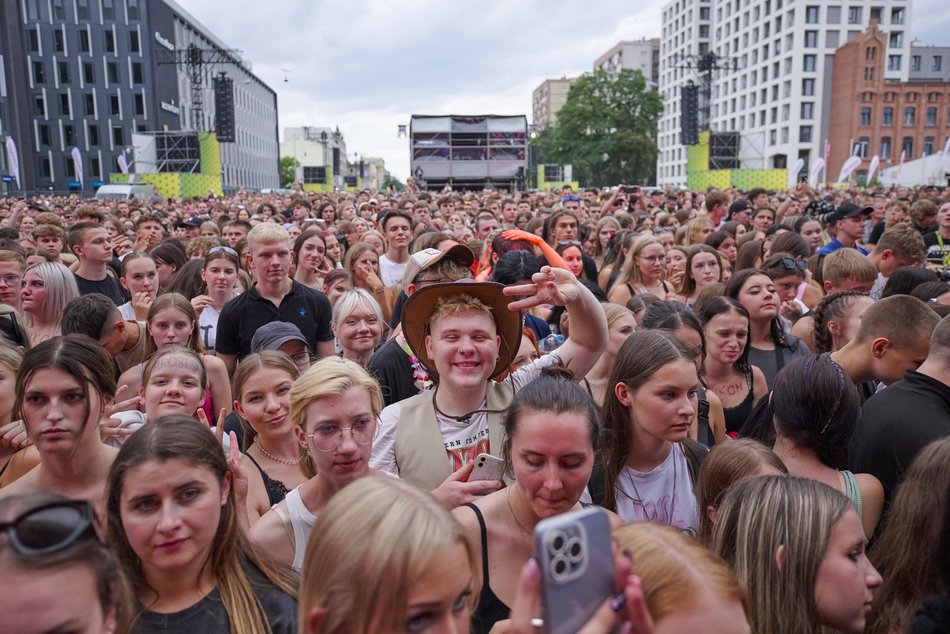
[[370, 266, 608, 508]]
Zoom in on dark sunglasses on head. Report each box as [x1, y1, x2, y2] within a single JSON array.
[[781, 257, 808, 271], [0, 500, 98, 556]]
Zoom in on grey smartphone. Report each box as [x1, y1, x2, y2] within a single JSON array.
[[469, 453, 506, 482], [534, 506, 614, 634]]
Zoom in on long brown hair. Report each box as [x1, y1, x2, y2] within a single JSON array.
[[866, 437, 950, 634], [599, 330, 697, 511], [106, 415, 296, 634], [142, 292, 204, 360]]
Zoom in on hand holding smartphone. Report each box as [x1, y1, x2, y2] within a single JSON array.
[[468, 453, 505, 483]]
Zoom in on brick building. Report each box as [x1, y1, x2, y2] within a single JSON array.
[[829, 21, 950, 182]]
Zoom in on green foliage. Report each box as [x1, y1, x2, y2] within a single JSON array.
[[539, 69, 663, 186], [382, 175, 406, 191], [279, 156, 300, 188]]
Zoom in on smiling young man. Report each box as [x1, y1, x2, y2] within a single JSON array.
[[818, 203, 873, 256], [378, 210, 413, 288], [370, 268, 607, 508], [215, 224, 333, 375], [68, 222, 128, 306]]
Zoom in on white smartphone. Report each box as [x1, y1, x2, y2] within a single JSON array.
[[535, 506, 614, 634], [468, 453, 506, 482]]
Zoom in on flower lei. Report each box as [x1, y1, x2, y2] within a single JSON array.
[[409, 354, 433, 393]]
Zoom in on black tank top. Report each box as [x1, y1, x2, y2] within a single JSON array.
[[244, 453, 291, 507], [465, 503, 511, 634], [722, 369, 754, 436]]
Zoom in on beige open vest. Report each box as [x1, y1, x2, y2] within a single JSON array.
[[393, 381, 515, 491]]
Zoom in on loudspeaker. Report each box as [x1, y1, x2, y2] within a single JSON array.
[[680, 83, 699, 146], [213, 74, 235, 143]]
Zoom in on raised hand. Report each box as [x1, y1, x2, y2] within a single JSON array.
[[504, 266, 580, 310]]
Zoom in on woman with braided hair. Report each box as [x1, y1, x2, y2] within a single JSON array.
[[812, 291, 874, 354], [770, 355, 884, 538]]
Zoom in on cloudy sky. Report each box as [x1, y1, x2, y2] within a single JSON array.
[[175, 0, 950, 181]]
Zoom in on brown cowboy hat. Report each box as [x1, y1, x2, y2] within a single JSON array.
[[401, 281, 523, 380]]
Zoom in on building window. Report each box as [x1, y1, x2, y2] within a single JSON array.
[[860, 107, 872, 126], [77, 0, 89, 19], [924, 137, 935, 155], [907, 92, 918, 102], [881, 136, 891, 159], [54, 29, 65, 53], [800, 126, 813, 143], [848, 6, 862, 24], [892, 7, 905, 24], [902, 137, 914, 157], [90, 157, 100, 178], [911, 55, 921, 71], [803, 55, 816, 71], [105, 31, 115, 53], [28, 29, 39, 52], [88, 124, 99, 146], [85, 93, 95, 115], [79, 30, 90, 53], [126, 0, 139, 20], [134, 94, 144, 115], [110, 95, 120, 115], [39, 157, 51, 178], [934, 56, 944, 72], [856, 137, 870, 158], [57, 61, 69, 84], [801, 102, 814, 119], [60, 93, 70, 116], [804, 30, 818, 47], [39, 125, 51, 146], [113, 126, 124, 146], [52, 0, 65, 19], [132, 62, 143, 84], [107, 62, 118, 84], [83, 62, 94, 83], [904, 107, 916, 125], [802, 78, 815, 96], [888, 55, 901, 71], [889, 32, 903, 48], [34, 95, 46, 116], [130, 31, 140, 53], [881, 107, 893, 125], [63, 125, 75, 147], [101, 0, 114, 20], [33, 62, 45, 84], [805, 5, 819, 23], [927, 107, 938, 126]]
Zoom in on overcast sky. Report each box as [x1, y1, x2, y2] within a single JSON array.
[[176, 0, 950, 181]]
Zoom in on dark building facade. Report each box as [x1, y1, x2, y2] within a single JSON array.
[[0, 0, 279, 194]]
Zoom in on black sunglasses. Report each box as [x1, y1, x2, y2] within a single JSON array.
[[781, 257, 808, 271], [0, 500, 98, 556]]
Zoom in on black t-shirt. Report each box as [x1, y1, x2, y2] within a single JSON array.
[[215, 280, 332, 359], [74, 273, 129, 306], [924, 232, 950, 266], [368, 337, 420, 407], [850, 370, 950, 507], [131, 564, 296, 633]]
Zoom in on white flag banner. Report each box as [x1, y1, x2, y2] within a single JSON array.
[[788, 158, 805, 188], [836, 156, 862, 184], [809, 158, 826, 186], [866, 155, 881, 184], [939, 136, 950, 174], [117, 153, 129, 175], [898, 150, 907, 178], [5, 137, 20, 189], [71, 147, 83, 188]]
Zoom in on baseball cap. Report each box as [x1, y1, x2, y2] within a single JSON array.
[[251, 322, 308, 353], [175, 217, 204, 229], [728, 200, 751, 218], [401, 244, 475, 289], [830, 202, 873, 224]]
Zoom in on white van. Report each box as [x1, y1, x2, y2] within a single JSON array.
[[94, 183, 156, 201]]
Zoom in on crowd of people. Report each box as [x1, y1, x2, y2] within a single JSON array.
[[0, 180, 948, 632]]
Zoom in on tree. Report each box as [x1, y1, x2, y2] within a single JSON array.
[[382, 175, 406, 191], [546, 69, 663, 186], [279, 156, 299, 188]]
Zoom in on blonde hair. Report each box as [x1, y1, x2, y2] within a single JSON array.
[[331, 288, 385, 329], [246, 223, 290, 251], [613, 523, 749, 623], [711, 476, 851, 634], [685, 216, 713, 246], [613, 236, 663, 290], [603, 302, 635, 330], [22, 261, 80, 326], [232, 351, 302, 454], [289, 356, 383, 432], [298, 476, 478, 633], [428, 293, 494, 333]]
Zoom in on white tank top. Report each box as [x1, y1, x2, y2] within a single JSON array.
[[283, 486, 317, 572]]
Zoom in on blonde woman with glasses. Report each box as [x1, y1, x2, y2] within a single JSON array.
[[607, 236, 671, 304]]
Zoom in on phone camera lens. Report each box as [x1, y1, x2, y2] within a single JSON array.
[[567, 537, 584, 562], [551, 554, 571, 581], [550, 531, 567, 554]]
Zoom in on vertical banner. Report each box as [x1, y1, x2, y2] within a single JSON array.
[[836, 156, 862, 184], [117, 153, 129, 175], [809, 158, 826, 187], [71, 147, 83, 188], [898, 149, 907, 178], [5, 137, 20, 189], [824, 139, 831, 183], [939, 136, 950, 175], [866, 155, 881, 184], [788, 158, 805, 188]]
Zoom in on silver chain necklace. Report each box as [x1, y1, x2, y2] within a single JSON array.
[[619, 445, 677, 526]]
